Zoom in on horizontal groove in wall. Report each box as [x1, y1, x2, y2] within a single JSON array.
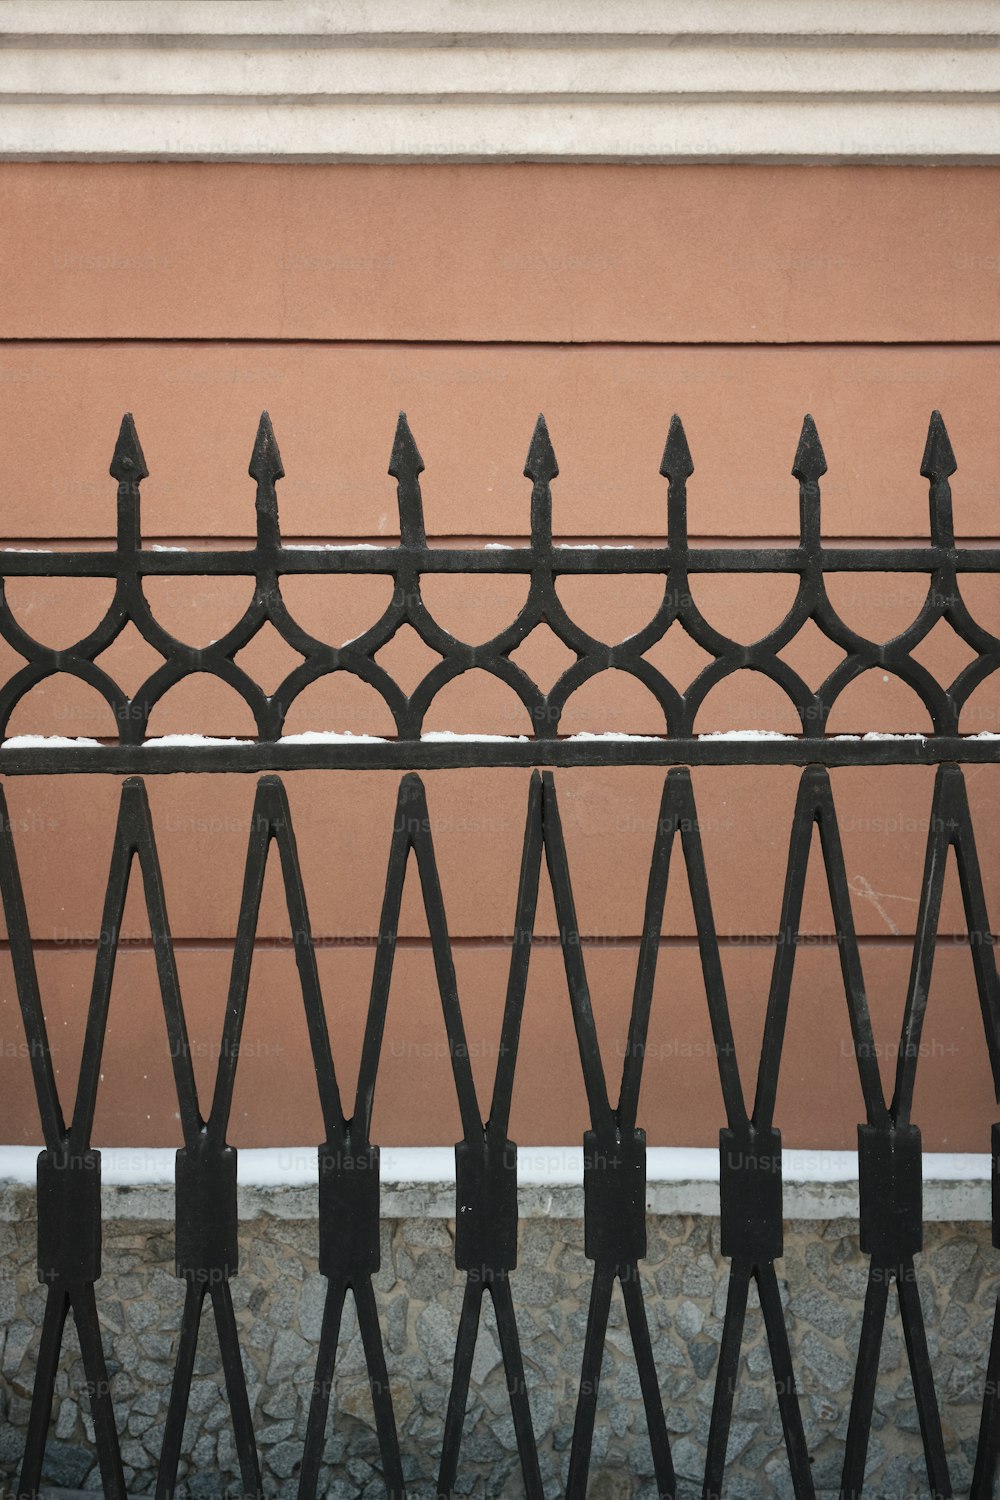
[[2, 337, 1000, 349], [10, 933, 991, 953]]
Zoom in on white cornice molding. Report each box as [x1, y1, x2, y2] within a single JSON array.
[[0, 1, 999, 161]]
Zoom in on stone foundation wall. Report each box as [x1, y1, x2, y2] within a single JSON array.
[[0, 1200, 995, 1499]]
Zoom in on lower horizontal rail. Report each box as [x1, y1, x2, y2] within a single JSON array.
[[0, 734, 998, 773]]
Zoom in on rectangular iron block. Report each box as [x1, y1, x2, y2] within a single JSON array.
[[858, 1123, 922, 1263], [455, 1135, 518, 1274], [175, 1143, 239, 1281], [36, 1148, 102, 1285], [583, 1128, 647, 1264], [719, 1126, 783, 1264], [318, 1142, 381, 1280]]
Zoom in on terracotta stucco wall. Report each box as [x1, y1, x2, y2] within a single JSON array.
[[0, 163, 997, 1150]]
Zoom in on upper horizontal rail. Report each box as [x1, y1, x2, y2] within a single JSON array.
[[1, 543, 998, 576]]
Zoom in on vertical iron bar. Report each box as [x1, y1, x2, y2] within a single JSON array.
[[840, 1265, 891, 1500], [566, 1259, 615, 1500], [354, 1276, 405, 1500], [755, 1262, 816, 1500], [896, 1261, 952, 1499], [69, 1282, 129, 1500], [13, 1283, 70, 1500], [703, 1261, 752, 1500], [972, 1293, 1000, 1500], [437, 1277, 485, 1499], [156, 1279, 207, 1500], [210, 1280, 263, 1499], [620, 1267, 676, 1500], [297, 1278, 348, 1500], [490, 1273, 544, 1500]]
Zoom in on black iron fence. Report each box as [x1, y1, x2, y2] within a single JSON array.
[[0, 409, 998, 1499]]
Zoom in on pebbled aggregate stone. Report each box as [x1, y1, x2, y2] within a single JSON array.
[[0, 1210, 994, 1497]]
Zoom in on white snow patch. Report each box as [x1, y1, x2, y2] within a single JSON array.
[[2, 734, 103, 748], [422, 731, 530, 743], [861, 731, 927, 742], [144, 734, 254, 748], [284, 543, 380, 552], [566, 731, 659, 742], [280, 730, 388, 745], [698, 729, 791, 741]]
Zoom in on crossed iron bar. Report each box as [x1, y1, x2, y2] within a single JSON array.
[[0, 408, 996, 769], [1, 410, 999, 1499]]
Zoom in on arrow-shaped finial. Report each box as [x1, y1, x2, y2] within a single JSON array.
[[920, 410, 957, 482], [249, 411, 284, 549], [921, 411, 956, 547], [792, 414, 826, 550], [110, 413, 148, 484], [659, 414, 693, 483], [389, 412, 426, 547], [524, 414, 559, 485], [791, 414, 827, 484], [389, 411, 424, 484], [524, 415, 557, 546], [660, 414, 693, 545], [249, 410, 284, 487], [110, 413, 148, 550]]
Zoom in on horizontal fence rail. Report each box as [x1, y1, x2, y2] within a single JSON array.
[[0, 408, 998, 1500]]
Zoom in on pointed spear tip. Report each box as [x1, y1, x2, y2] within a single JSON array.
[[920, 410, 957, 480], [524, 413, 558, 483], [109, 412, 148, 483], [388, 411, 424, 480], [659, 414, 693, 481], [792, 414, 827, 483], [248, 410, 284, 485]]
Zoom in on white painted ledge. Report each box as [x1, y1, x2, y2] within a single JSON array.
[[0, 1144, 990, 1222], [4, 3, 1000, 40], [0, 1, 998, 162]]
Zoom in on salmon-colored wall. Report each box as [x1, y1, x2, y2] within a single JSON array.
[[0, 164, 996, 1152]]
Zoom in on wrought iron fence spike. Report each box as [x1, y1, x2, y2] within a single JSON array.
[[921, 410, 957, 548], [109, 412, 149, 485], [920, 409, 957, 482], [389, 412, 426, 546], [388, 410, 424, 481], [523, 413, 558, 484], [248, 410, 284, 488], [110, 413, 147, 550], [793, 414, 826, 549], [791, 413, 827, 484], [659, 413, 693, 482], [524, 414, 556, 548], [249, 411, 284, 548], [660, 413, 692, 544]]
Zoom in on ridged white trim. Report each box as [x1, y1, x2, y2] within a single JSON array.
[[0, 1, 998, 161]]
